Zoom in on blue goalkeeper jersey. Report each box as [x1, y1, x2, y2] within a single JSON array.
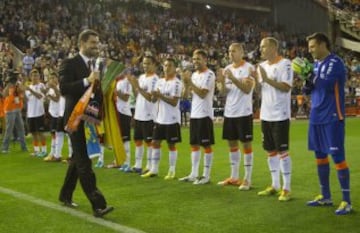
[[309, 53, 346, 124]]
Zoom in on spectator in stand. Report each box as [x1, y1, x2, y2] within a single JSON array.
[[22, 49, 35, 78]]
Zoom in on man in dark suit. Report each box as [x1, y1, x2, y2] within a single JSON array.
[[58, 29, 113, 218]]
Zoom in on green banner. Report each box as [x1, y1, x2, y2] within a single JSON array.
[[101, 61, 125, 94]]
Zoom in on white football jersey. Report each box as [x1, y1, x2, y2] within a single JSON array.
[[190, 69, 215, 119], [58, 96, 65, 117], [134, 73, 159, 121], [155, 77, 183, 124], [259, 58, 293, 121], [224, 62, 255, 117], [25, 82, 45, 118], [116, 78, 132, 117], [47, 87, 60, 118]]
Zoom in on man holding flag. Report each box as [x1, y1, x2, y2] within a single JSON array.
[[58, 29, 114, 218]]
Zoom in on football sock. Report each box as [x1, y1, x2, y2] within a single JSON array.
[[229, 147, 240, 180], [150, 147, 161, 174], [134, 142, 144, 169], [316, 153, 331, 199], [279, 152, 291, 191], [55, 131, 64, 158], [145, 144, 153, 171], [124, 141, 131, 166], [169, 147, 177, 173], [268, 152, 280, 190], [335, 160, 351, 204], [50, 133, 56, 155], [190, 147, 200, 178], [203, 147, 213, 179], [243, 151, 253, 183]]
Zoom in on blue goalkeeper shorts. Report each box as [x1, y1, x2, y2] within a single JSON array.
[[308, 120, 345, 155]]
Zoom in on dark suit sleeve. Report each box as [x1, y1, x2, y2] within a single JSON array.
[[59, 58, 88, 98]]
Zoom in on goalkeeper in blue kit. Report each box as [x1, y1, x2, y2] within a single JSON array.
[[292, 32, 352, 215]]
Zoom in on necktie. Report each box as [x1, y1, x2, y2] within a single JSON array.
[[88, 59, 95, 71]]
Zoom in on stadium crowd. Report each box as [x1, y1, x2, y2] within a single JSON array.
[[1, 0, 359, 106], [0, 0, 359, 139], [0, 0, 358, 218]]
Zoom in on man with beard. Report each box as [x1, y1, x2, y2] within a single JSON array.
[[179, 49, 216, 185], [58, 29, 113, 217]]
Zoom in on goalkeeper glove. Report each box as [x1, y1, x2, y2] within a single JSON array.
[[291, 57, 313, 81]]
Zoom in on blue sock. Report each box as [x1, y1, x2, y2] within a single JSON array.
[[317, 163, 331, 199], [337, 168, 351, 204]]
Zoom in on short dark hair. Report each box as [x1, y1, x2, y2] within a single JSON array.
[[164, 57, 177, 66], [143, 55, 157, 65], [78, 29, 98, 46], [193, 49, 208, 59], [306, 32, 331, 50]]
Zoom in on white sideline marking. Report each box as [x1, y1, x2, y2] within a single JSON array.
[[0, 186, 146, 233]]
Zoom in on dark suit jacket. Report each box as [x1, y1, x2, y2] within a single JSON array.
[[59, 54, 90, 125]]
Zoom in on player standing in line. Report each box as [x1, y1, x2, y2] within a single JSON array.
[[43, 72, 62, 162], [25, 69, 48, 157], [255, 37, 293, 201], [116, 73, 133, 172], [216, 43, 255, 190], [179, 49, 216, 185], [128, 55, 159, 174], [141, 58, 183, 179], [299, 32, 351, 215]]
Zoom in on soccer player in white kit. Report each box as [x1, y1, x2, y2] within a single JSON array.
[[141, 57, 183, 179], [179, 49, 216, 185], [25, 69, 47, 157], [115, 73, 133, 172], [216, 43, 255, 190], [255, 37, 293, 201], [43, 72, 62, 162], [128, 55, 159, 174]]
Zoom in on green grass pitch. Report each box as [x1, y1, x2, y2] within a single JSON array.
[[0, 118, 359, 233]]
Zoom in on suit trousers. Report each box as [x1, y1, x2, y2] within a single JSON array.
[[59, 122, 107, 210]]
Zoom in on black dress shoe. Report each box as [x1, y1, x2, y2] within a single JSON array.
[[93, 206, 114, 218], [62, 200, 79, 208]]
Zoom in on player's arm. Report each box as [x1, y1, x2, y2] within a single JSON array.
[[154, 91, 179, 107], [127, 75, 152, 102], [25, 86, 44, 99], [116, 81, 131, 102], [117, 89, 130, 102], [216, 68, 227, 96], [181, 70, 192, 98], [225, 69, 255, 94], [189, 81, 209, 99], [188, 71, 214, 99], [47, 89, 61, 102], [258, 65, 291, 92]]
